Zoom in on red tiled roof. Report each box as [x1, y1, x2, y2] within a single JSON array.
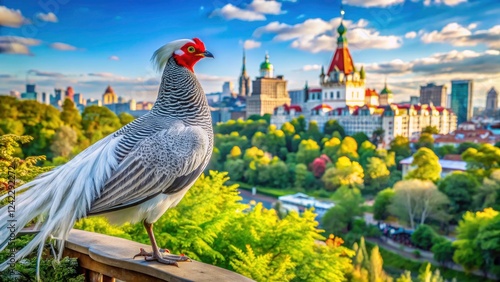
[[327, 47, 355, 75], [365, 89, 379, 97], [443, 154, 463, 161], [309, 88, 322, 93], [274, 104, 302, 113], [312, 104, 333, 111]]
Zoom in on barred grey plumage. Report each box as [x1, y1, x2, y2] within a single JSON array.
[[0, 38, 214, 278]]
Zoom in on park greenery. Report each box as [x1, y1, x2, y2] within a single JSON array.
[[1, 97, 499, 281]]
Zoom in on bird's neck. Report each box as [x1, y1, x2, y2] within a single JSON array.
[[152, 57, 211, 124]]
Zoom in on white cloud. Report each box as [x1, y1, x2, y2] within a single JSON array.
[[0, 36, 41, 55], [343, 0, 404, 7], [28, 70, 66, 78], [210, 0, 285, 22], [364, 49, 500, 76], [36, 12, 58, 23], [50, 42, 78, 51], [254, 17, 402, 53], [0, 6, 26, 27], [243, 39, 261, 49], [405, 31, 417, 39], [109, 55, 120, 61], [248, 0, 282, 15], [421, 23, 500, 48], [300, 64, 321, 71], [212, 4, 265, 21], [424, 0, 467, 6], [468, 23, 477, 30]]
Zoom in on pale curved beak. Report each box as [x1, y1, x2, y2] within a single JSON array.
[[203, 50, 214, 58]]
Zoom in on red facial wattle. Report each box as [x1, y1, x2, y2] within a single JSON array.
[[173, 38, 213, 72]]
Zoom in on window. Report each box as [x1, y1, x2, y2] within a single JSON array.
[[330, 92, 334, 99], [337, 91, 340, 99]]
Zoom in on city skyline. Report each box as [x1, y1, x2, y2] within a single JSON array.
[[0, 0, 499, 106]]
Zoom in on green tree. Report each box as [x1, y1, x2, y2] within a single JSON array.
[[322, 157, 364, 191], [294, 163, 308, 189], [390, 136, 411, 158], [438, 172, 478, 219], [306, 121, 322, 143], [50, 126, 78, 158], [453, 208, 499, 273], [118, 112, 135, 126], [229, 244, 295, 282], [373, 188, 395, 220], [406, 148, 441, 182], [422, 126, 439, 134], [215, 132, 250, 162], [365, 157, 390, 192], [415, 133, 434, 150], [371, 127, 385, 146], [81, 105, 121, 144], [473, 169, 500, 210], [352, 132, 369, 148], [411, 225, 438, 250], [324, 119, 345, 138], [435, 145, 457, 158], [389, 180, 449, 229], [296, 139, 320, 165], [336, 136, 359, 160], [462, 144, 500, 171], [290, 115, 307, 134], [0, 135, 49, 186], [322, 137, 341, 160], [60, 99, 82, 130], [431, 240, 454, 266], [224, 159, 245, 181], [418, 263, 444, 282]]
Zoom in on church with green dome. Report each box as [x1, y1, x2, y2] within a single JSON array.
[[260, 52, 274, 78]]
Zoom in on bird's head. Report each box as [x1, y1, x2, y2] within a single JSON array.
[[173, 38, 213, 72], [152, 38, 213, 73]]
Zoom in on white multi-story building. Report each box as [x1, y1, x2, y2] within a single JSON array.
[[271, 9, 457, 147]]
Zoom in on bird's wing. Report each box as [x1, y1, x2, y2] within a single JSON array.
[[88, 123, 209, 215]]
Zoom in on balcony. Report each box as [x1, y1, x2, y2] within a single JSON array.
[[64, 229, 254, 282]]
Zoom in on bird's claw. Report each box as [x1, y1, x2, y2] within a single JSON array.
[[133, 247, 170, 259], [133, 248, 190, 265]]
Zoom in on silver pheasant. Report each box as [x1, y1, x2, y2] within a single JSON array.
[[0, 38, 214, 279]]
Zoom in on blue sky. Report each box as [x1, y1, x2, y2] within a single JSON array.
[[0, 0, 499, 106]]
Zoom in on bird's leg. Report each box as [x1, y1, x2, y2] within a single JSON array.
[[132, 221, 191, 265]]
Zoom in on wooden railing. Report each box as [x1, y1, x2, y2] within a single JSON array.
[[64, 229, 254, 282]]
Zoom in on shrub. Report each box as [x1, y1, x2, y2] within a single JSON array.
[[411, 224, 438, 250]]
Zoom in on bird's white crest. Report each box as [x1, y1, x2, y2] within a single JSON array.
[[151, 39, 194, 73]]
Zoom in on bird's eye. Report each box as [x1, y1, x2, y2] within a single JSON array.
[[187, 46, 196, 53]]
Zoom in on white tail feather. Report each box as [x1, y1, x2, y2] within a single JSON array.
[[151, 39, 193, 73], [0, 135, 121, 280]]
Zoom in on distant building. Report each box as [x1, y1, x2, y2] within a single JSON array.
[[379, 81, 393, 106], [278, 193, 334, 220], [246, 53, 290, 116], [86, 99, 102, 107], [21, 84, 39, 101], [65, 86, 74, 102], [10, 90, 20, 98], [73, 93, 84, 105], [102, 85, 118, 105], [400, 156, 466, 178], [410, 96, 419, 105], [288, 88, 305, 105], [485, 87, 498, 117], [451, 79, 473, 124], [434, 121, 500, 147], [222, 81, 235, 98], [238, 50, 251, 97], [420, 83, 447, 106]]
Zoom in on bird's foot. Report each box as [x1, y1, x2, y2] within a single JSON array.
[[133, 247, 170, 259], [133, 248, 191, 266]]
